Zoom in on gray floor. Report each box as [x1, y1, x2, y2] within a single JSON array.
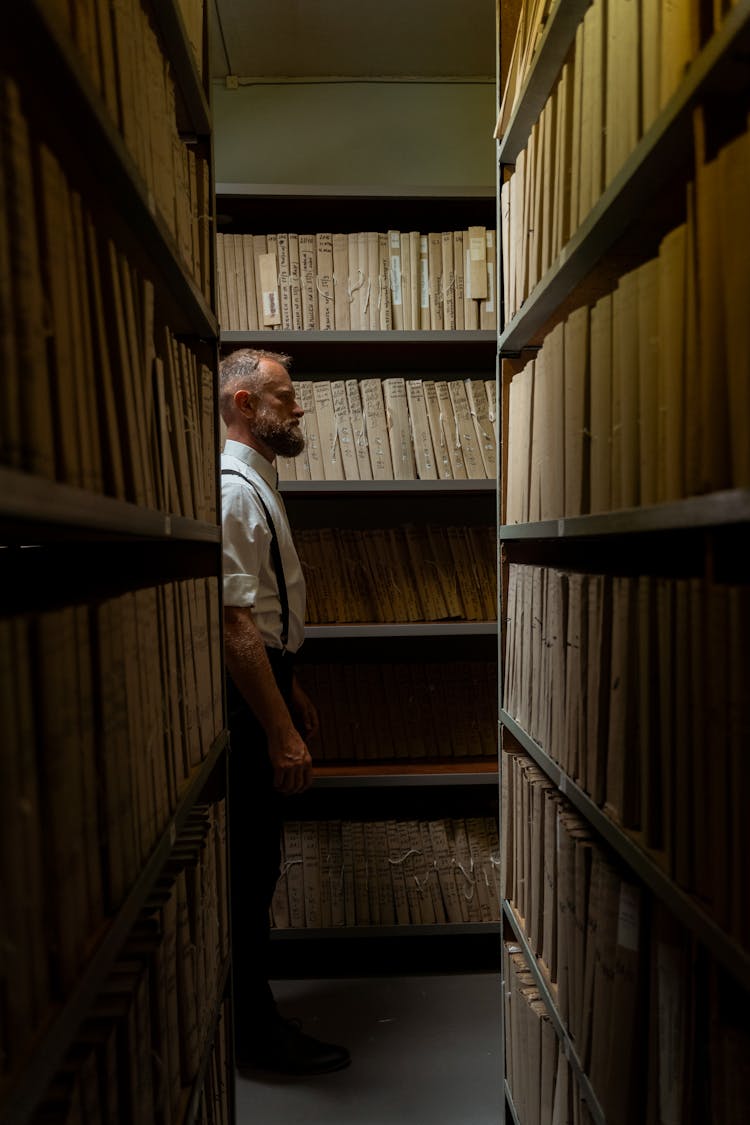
[[235, 973, 502, 1125]]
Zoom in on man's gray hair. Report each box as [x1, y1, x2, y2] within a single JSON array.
[[218, 348, 292, 422]]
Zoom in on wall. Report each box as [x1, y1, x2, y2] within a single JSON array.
[[212, 81, 496, 187]]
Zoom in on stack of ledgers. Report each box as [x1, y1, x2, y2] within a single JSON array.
[[215, 227, 497, 331], [504, 749, 750, 1125], [296, 660, 497, 762], [296, 523, 497, 624], [270, 816, 501, 928], [504, 115, 750, 522], [277, 376, 496, 482]]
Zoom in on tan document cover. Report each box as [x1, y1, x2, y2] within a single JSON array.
[[423, 379, 453, 479], [388, 230, 404, 330], [298, 233, 318, 329], [405, 379, 437, 480], [563, 306, 590, 516], [448, 379, 484, 478], [257, 251, 281, 327], [332, 233, 350, 330], [331, 380, 359, 480], [345, 379, 373, 479], [436, 381, 467, 479], [312, 381, 344, 479], [296, 381, 324, 480], [315, 233, 335, 330], [360, 378, 394, 479], [589, 292, 613, 512], [441, 230, 455, 330], [383, 377, 416, 479]]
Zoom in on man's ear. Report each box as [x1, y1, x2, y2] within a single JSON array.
[[235, 389, 255, 416]]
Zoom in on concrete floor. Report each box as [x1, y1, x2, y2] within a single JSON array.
[[235, 973, 502, 1125]]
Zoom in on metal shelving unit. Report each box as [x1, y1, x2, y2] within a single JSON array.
[[496, 0, 593, 165], [496, 2, 750, 1122], [500, 709, 750, 992], [499, 488, 750, 540], [0, 467, 222, 541], [503, 903, 606, 1125], [1, 2, 232, 1120], [218, 185, 500, 966], [498, 0, 750, 355], [8, 1, 217, 338], [2, 736, 228, 1125]]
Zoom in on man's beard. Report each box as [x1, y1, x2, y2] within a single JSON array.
[[254, 410, 306, 457]]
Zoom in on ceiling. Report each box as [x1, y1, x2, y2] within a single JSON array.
[[209, 0, 496, 80]]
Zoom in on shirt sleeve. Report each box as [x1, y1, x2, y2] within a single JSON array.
[[221, 476, 271, 608]]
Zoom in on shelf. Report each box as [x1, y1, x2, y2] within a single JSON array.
[[8, 2, 216, 338], [498, 0, 750, 354], [504, 1080, 523, 1125], [215, 187, 497, 237], [0, 467, 220, 542], [220, 329, 496, 374], [503, 901, 606, 1125], [182, 954, 232, 1125], [282, 479, 496, 497], [272, 922, 501, 940], [499, 489, 750, 540], [217, 183, 495, 199], [150, 0, 211, 136], [221, 329, 496, 345], [500, 709, 750, 992], [497, 0, 593, 164], [2, 731, 229, 1125], [312, 763, 499, 788], [305, 622, 498, 639]]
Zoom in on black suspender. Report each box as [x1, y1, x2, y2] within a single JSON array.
[[221, 468, 289, 648]]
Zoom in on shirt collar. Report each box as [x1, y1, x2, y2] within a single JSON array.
[[223, 439, 278, 490]]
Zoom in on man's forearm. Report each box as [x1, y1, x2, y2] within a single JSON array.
[[224, 605, 296, 740]]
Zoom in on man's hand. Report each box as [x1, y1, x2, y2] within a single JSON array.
[[267, 727, 313, 795]]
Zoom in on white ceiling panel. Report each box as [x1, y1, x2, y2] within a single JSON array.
[[210, 0, 496, 79]]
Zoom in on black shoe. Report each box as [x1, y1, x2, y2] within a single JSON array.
[[238, 1019, 351, 1077]]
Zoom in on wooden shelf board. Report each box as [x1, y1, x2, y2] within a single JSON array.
[[271, 922, 501, 940], [305, 622, 498, 639], [312, 762, 498, 787]]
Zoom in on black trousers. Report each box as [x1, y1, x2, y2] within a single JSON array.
[[226, 648, 293, 1053]]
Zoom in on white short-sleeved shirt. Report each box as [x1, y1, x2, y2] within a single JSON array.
[[221, 439, 306, 654]]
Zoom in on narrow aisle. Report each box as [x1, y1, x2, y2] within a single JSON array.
[[235, 973, 501, 1125]]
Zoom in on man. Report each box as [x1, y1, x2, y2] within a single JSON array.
[[219, 347, 350, 1075]]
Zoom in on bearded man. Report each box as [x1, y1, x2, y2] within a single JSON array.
[[219, 348, 350, 1076]]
